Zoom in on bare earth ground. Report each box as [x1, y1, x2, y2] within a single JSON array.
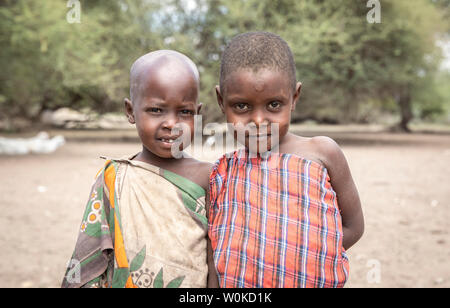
[[0, 126, 449, 288]]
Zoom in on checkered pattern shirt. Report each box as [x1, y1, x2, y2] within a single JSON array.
[[208, 150, 349, 288]]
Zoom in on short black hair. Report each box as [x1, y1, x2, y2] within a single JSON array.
[[220, 31, 296, 93]]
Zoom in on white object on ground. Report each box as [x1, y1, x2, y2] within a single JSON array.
[[0, 131, 65, 155], [37, 186, 48, 193]]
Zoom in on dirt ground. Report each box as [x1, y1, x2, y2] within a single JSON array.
[[0, 127, 449, 288]]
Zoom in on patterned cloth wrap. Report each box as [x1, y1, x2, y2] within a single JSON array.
[[208, 150, 349, 288], [62, 157, 208, 288]]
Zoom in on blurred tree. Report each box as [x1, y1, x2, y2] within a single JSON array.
[[171, 0, 446, 131], [432, 0, 450, 32], [0, 0, 447, 131], [0, 0, 163, 124]]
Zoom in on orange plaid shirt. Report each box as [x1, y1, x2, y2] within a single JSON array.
[[208, 150, 349, 288]]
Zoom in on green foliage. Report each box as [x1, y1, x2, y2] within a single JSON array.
[[163, 0, 448, 127], [415, 70, 450, 121], [0, 0, 164, 120], [0, 0, 448, 130]]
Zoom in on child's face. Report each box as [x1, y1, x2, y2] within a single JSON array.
[[217, 68, 301, 152], [126, 68, 199, 159]]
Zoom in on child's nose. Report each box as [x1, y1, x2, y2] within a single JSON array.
[[251, 110, 269, 127], [161, 113, 178, 129]]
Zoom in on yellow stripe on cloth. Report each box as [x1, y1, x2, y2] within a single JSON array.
[[114, 213, 129, 268], [104, 161, 136, 287], [104, 162, 116, 209]]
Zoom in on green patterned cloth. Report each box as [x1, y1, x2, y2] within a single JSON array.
[[62, 156, 208, 288]]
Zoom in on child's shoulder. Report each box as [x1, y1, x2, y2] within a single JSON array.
[[182, 157, 213, 172], [177, 158, 213, 192], [281, 133, 344, 170]]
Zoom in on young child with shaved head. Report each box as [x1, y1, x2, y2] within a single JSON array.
[[62, 50, 216, 288]]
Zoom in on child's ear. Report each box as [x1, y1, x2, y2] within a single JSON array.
[[215, 85, 225, 114], [196, 102, 203, 114], [291, 82, 302, 111], [124, 98, 135, 124]]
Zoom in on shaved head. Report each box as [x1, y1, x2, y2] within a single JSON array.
[[129, 50, 200, 102]]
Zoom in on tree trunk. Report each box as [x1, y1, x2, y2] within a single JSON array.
[[394, 87, 413, 132]]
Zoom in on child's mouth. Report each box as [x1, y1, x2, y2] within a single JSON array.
[[158, 138, 175, 144], [157, 136, 179, 148]]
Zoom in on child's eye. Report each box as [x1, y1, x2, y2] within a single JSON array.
[[180, 109, 195, 115], [148, 107, 163, 113], [268, 101, 281, 110], [233, 103, 249, 112]]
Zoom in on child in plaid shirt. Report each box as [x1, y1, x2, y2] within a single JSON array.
[[207, 32, 364, 288]]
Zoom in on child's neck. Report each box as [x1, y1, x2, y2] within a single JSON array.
[[134, 146, 188, 170], [244, 132, 295, 156]]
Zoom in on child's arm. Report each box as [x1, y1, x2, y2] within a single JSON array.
[[206, 188, 219, 287], [207, 238, 219, 287], [195, 160, 219, 287], [316, 137, 364, 250]]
